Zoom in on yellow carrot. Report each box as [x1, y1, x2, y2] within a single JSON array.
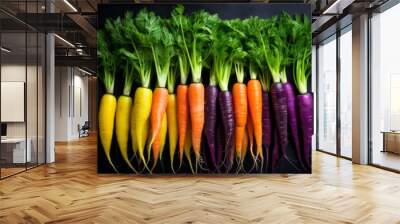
[[134, 87, 152, 171], [97, 30, 117, 172], [99, 93, 118, 172], [167, 94, 178, 172], [130, 101, 138, 156], [116, 95, 137, 173], [165, 64, 178, 172]]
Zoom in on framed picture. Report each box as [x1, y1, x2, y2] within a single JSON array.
[[97, 3, 312, 174]]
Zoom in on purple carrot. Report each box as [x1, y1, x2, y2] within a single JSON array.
[[219, 91, 235, 171], [271, 131, 279, 170], [205, 86, 219, 171], [270, 83, 288, 157], [262, 91, 272, 169], [283, 82, 306, 169], [297, 93, 313, 170], [216, 122, 224, 170]]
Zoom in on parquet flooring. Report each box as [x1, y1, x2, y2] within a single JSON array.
[[1, 135, 400, 223]]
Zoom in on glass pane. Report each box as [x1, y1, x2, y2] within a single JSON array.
[[27, 30, 38, 169], [312, 46, 317, 151], [38, 32, 45, 165], [371, 4, 400, 171], [1, 30, 27, 177], [26, 0, 39, 169], [317, 37, 337, 154], [340, 29, 352, 158]]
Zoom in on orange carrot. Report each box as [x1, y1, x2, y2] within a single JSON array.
[[233, 83, 247, 161], [238, 127, 249, 171], [247, 113, 256, 161], [183, 121, 195, 174], [152, 112, 167, 169], [149, 88, 169, 145], [247, 80, 263, 162], [152, 123, 162, 168], [241, 128, 249, 163], [188, 83, 205, 166], [148, 87, 168, 170], [236, 127, 249, 173], [177, 84, 188, 165]]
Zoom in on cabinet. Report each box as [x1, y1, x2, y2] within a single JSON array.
[[382, 132, 400, 154]]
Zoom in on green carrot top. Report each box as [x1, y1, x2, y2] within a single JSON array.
[[226, 19, 247, 84], [292, 15, 311, 94], [97, 29, 116, 94], [135, 9, 175, 88], [169, 8, 189, 85], [211, 20, 241, 91], [167, 58, 178, 94], [107, 12, 152, 89], [100, 8, 310, 95], [105, 16, 135, 96], [125, 11, 153, 89], [171, 5, 218, 83], [244, 17, 263, 82], [276, 12, 292, 83]]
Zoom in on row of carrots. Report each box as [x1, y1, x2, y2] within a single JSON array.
[[102, 78, 278, 173], [97, 6, 312, 173]]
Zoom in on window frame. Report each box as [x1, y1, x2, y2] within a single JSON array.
[[367, 1, 400, 173], [315, 24, 353, 161]]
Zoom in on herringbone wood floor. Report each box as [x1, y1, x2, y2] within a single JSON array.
[[1, 136, 400, 224]]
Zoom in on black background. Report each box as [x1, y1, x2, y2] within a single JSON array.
[[97, 3, 312, 174]]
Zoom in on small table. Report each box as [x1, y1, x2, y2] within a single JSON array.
[[1, 138, 31, 164], [381, 131, 400, 154]]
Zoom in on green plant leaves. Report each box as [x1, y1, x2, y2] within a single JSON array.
[[97, 30, 116, 94], [171, 5, 219, 83], [99, 5, 311, 93]]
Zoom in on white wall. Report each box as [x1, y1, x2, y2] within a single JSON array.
[[72, 73, 89, 138], [55, 66, 69, 141], [54, 66, 89, 141], [1, 65, 26, 140], [1, 65, 40, 138]]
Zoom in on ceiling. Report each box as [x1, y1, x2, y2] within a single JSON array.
[[1, 31, 45, 65]]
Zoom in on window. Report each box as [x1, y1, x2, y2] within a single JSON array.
[[370, 3, 400, 171], [317, 36, 337, 154], [339, 27, 352, 158], [0, 1, 47, 179]]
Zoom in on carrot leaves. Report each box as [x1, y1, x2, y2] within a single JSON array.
[[171, 5, 217, 83], [99, 6, 311, 94], [168, 57, 178, 94], [97, 29, 116, 94], [105, 16, 136, 96], [211, 21, 240, 92], [244, 17, 265, 81], [226, 19, 247, 84], [292, 15, 311, 94], [123, 11, 152, 88], [170, 6, 190, 85], [136, 9, 175, 88]]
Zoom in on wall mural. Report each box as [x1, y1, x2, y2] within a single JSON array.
[[97, 3, 312, 174]]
